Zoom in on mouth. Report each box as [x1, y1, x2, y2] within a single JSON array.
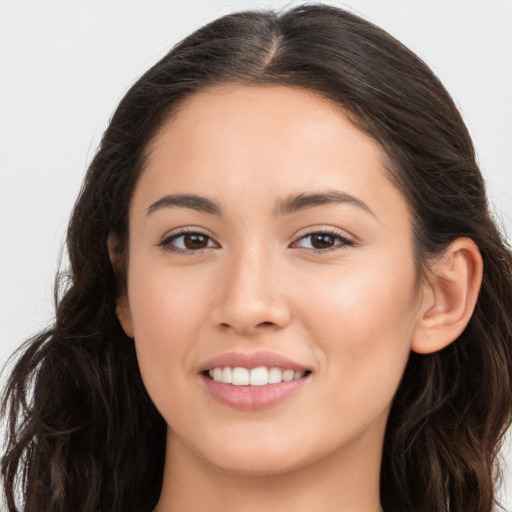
[[199, 351, 313, 409], [203, 366, 312, 386]]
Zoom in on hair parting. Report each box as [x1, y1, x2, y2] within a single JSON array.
[[2, 5, 511, 512]]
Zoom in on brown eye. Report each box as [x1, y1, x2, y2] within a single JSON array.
[[293, 231, 354, 251], [310, 234, 338, 249], [182, 233, 209, 249], [160, 231, 217, 253]]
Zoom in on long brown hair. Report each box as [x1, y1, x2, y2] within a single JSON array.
[[2, 5, 511, 512]]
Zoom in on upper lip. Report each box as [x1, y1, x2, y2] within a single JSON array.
[[199, 351, 311, 373]]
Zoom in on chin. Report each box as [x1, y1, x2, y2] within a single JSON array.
[[189, 430, 308, 476], [209, 451, 305, 476]]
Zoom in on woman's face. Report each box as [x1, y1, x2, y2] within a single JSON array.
[[120, 85, 426, 475]]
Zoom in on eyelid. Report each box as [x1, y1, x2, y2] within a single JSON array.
[[290, 226, 356, 252], [292, 225, 356, 241], [158, 226, 220, 254], [156, 225, 356, 255]]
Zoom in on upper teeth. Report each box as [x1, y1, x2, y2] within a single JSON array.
[[208, 366, 306, 386]]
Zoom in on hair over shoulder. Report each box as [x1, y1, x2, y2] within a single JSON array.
[[2, 5, 512, 512]]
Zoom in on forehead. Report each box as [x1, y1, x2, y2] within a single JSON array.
[[134, 84, 405, 222]]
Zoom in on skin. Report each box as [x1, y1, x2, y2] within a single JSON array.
[[114, 85, 482, 512]]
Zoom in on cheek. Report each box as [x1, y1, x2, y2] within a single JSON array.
[[130, 281, 194, 344], [297, 253, 418, 408], [126, 263, 213, 400], [301, 253, 417, 333], [128, 253, 213, 336]]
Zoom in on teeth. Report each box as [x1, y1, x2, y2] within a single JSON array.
[[208, 366, 307, 386], [213, 367, 223, 382], [221, 367, 233, 384], [249, 366, 268, 386], [268, 367, 283, 384], [282, 369, 294, 382], [232, 367, 250, 385]]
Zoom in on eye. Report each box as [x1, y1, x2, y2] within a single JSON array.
[[292, 231, 354, 251], [159, 230, 218, 254]]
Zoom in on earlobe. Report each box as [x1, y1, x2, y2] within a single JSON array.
[[107, 233, 123, 268], [115, 293, 134, 338], [107, 234, 134, 338], [411, 238, 483, 354]]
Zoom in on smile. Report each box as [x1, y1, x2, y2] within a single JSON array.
[[199, 351, 312, 409], [207, 366, 308, 386]]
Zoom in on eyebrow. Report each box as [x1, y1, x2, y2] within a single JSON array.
[[276, 190, 375, 217], [146, 190, 374, 217], [146, 194, 222, 216]]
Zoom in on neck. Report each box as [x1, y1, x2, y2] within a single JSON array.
[[154, 426, 384, 512]]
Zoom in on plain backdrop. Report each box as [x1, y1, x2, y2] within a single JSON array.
[[1, 0, 511, 508]]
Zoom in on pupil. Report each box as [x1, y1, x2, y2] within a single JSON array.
[[312, 234, 335, 249], [184, 234, 208, 249]]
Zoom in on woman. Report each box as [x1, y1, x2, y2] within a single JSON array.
[[1, 4, 511, 512]]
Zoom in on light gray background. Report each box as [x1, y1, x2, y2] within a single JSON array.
[[1, 0, 511, 508]]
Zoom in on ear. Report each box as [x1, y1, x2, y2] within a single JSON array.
[[115, 293, 134, 338], [411, 238, 483, 354], [107, 234, 134, 338]]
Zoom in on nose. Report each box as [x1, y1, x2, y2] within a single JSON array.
[[211, 247, 292, 336]]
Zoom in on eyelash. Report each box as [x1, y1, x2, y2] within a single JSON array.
[[158, 228, 355, 255], [291, 230, 355, 252], [158, 228, 217, 255]]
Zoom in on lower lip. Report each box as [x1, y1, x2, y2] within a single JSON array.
[[201, 374, 310, 410]]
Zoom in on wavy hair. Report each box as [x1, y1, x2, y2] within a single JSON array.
[[2, 5, 511, 512]]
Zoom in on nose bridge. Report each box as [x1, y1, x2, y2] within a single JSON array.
[[213, 239, 290, 333], [230, 244, 272, 301]]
